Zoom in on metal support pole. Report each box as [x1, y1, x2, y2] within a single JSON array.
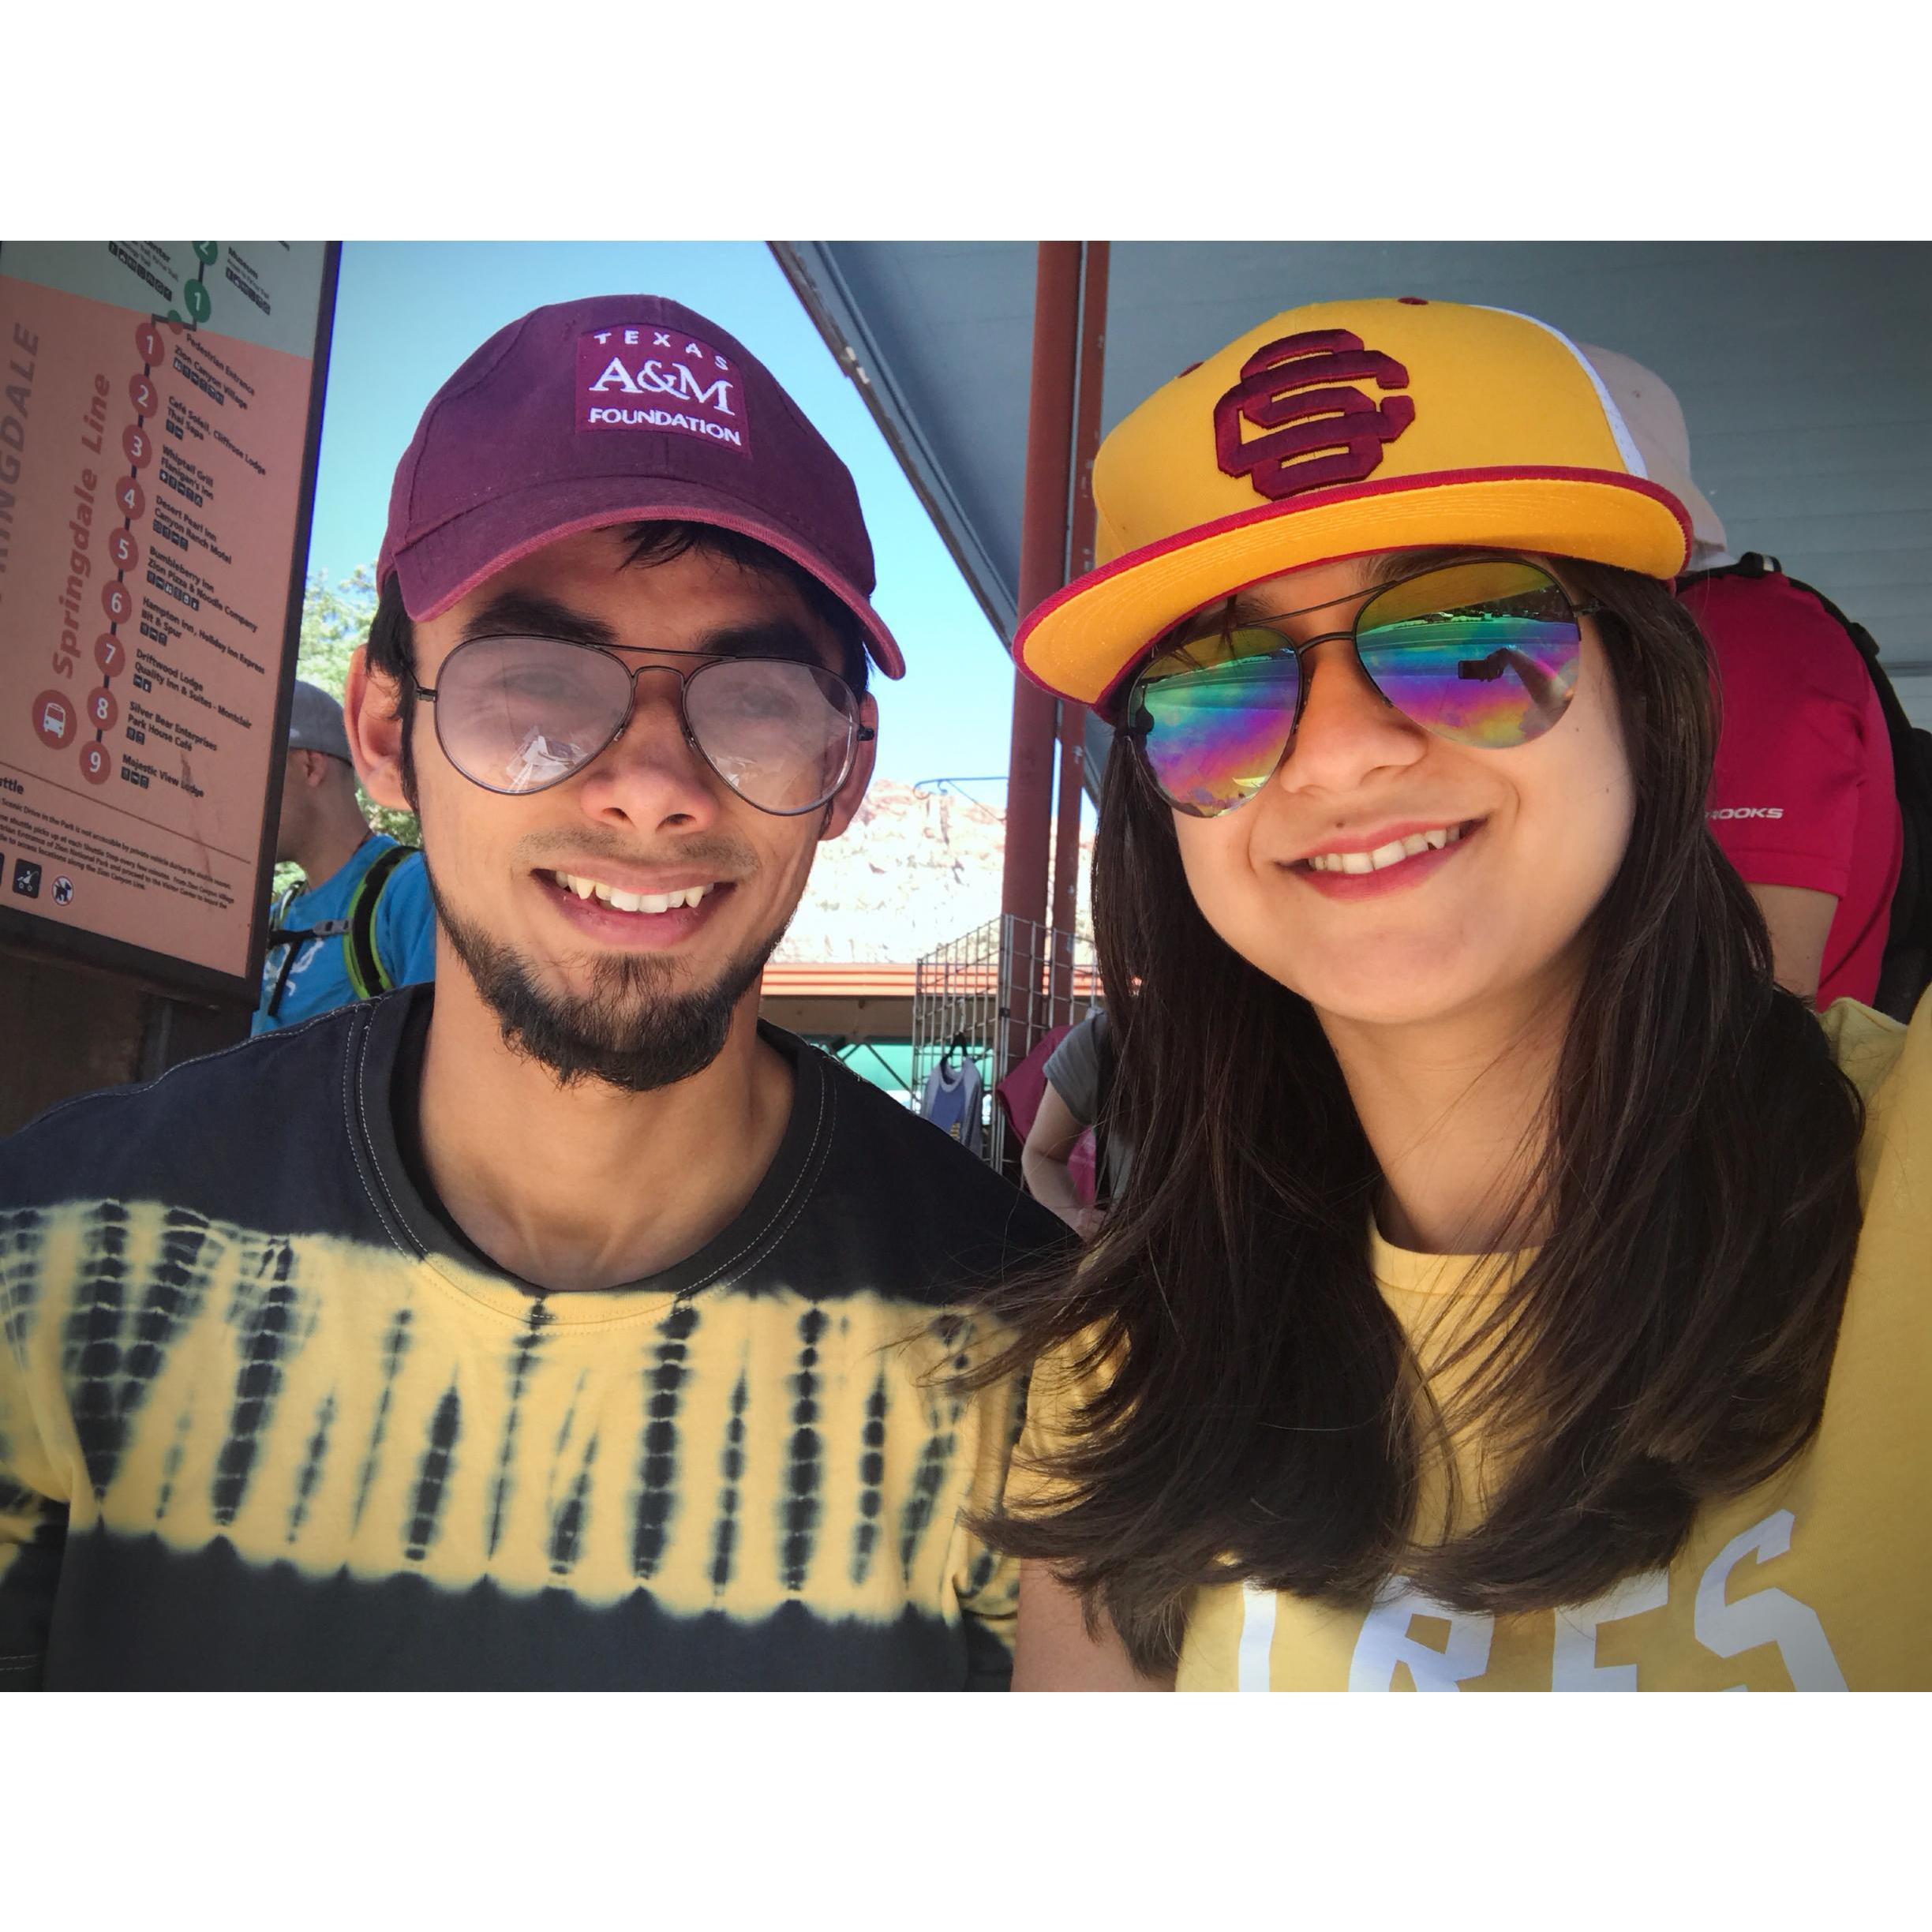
[[1050, 244, 1110, 998], [1002, 242, 1082, 937], [1000, 242, 1083, 1099]]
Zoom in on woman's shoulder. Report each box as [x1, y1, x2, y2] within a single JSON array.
[[1016, 1319, 1123, 1448], [1817, 995, 1929, 1220], [1817, 994, 1918, 1104]]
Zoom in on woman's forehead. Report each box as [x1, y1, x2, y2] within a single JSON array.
[[1224, 554, 1387, 627], [1195, 546, 1561, 633]]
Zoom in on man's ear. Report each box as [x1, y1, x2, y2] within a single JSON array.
[[820, 692, 878, 843], [345, 644, 412, 812]]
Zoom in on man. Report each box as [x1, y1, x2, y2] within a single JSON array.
[[0, 296, 1065, 1690], [254, 680, 436, 1032], [1581, 346, 1903, 1008]]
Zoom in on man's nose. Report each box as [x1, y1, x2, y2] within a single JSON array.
[[571, 664, 722, 831]]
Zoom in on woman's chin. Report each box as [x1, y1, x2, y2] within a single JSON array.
[[1287, 935, 1593, 1036], [1279, 948, 1503, 1032], [1307, 987, 1483, 1032]]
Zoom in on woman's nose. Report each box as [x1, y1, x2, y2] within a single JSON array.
[[1269, 637, 1428, 797]]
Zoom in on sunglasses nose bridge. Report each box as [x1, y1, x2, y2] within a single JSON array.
[[622, 659, 689, 696], [1263, 627, 1360, 743], [612, 658, 699, 747], [1294, 623, 1357, 655]]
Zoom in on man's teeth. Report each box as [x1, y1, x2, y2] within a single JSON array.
[[1305, 825, 1466, 875], [552, 871, 713, 913]]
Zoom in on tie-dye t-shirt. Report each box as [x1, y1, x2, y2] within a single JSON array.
[[0, 987, 1065, 1690]]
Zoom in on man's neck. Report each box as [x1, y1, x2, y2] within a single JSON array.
[[292, 812, 376, 895], [414, 956, 795, 1293], [1320, 961, 1580, 1256]]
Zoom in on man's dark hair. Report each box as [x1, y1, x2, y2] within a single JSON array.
[[365, 519, 871, 807]]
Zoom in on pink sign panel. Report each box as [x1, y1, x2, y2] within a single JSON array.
[[0, 242, 335, 998]]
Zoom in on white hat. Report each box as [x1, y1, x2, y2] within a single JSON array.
[[1575, 343, 1727, 552]]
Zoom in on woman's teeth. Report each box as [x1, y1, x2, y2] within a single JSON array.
[[1304, 824, 1466, 875], [552, 871, 713, 914]]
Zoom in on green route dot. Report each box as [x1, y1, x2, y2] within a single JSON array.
[[184, 279, 212, 323]]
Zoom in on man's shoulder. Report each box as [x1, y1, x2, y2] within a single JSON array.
[[0, 998, 371, 1215], [1689, 570, 1873, 695], [372, 849, 436, 966], [791, 1039, 1074, 1286], [378, 848, 432, 911], [355, 838, 428, 902], [376, 841, 426, 879]]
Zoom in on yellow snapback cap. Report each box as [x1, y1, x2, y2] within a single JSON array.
[[1017, 298, 1693, 709]]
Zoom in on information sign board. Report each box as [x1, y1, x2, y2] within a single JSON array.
[[0, 241, 338, 1003]]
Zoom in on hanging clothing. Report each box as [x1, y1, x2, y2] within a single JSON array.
[[921, 1054, 985, 1155]]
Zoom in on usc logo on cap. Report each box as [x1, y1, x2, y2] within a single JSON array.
[[1213, 328, 1417, 501]]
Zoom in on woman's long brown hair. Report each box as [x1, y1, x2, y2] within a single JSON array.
[[972, 561, 1866, 1676]]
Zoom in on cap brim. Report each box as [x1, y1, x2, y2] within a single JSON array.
[[1017, 468, 1692, 711], [391, 474, 905, 680]]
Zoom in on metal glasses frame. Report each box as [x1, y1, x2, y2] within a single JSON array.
[[1118, 557, 1603, 815], [410, 634, 874, 817]]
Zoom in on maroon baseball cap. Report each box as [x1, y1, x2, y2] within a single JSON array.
[[376, 295, 904, 679]]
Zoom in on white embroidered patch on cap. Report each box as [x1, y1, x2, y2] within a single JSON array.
[[575, 328, 752, 455]]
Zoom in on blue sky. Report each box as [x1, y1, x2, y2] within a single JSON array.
[[304, 242, 1016, 792]]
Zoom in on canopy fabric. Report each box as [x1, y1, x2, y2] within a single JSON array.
[[777, 242, 1932, 738]]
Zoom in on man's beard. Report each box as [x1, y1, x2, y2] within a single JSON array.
[[425, 866, 788, 1094]]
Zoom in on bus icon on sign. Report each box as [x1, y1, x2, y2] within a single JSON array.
[[33, 690, 78, 750]]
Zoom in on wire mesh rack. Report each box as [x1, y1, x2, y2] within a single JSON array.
[[911, 913, 1101, 1170]]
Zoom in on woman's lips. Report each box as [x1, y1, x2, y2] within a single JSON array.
[[1286, 820, 1483, 900]]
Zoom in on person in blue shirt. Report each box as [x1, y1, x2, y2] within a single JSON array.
[[254, 680, 436, 1032]]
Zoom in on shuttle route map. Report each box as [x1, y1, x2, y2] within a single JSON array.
[[0, 242, 331, 987]]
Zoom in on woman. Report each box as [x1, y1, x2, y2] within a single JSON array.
[[980, 298, 1929, 1690]]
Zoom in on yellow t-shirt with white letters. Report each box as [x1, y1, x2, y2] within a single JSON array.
[[1022, 995, 1929, 1690]]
